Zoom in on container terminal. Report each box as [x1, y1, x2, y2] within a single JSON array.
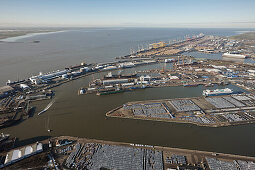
[[1, 136, 255, 169]]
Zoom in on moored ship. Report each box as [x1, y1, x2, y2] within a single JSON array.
[[222, 52, 246, 59], [203, 88, 238, 96], [96, 87, 125, 96]]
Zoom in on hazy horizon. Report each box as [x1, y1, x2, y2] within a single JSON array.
[[1, 0, 255, 28]]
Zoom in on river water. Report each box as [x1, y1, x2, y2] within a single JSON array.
[[1, 28, 255, 156]]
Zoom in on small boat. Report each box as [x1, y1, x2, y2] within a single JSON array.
[[78, 88, 86, 95]]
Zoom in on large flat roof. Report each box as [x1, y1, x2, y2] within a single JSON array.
[[4, 143, 43, 164]]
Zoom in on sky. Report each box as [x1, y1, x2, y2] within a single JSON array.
[[0, 0, 255, 28]]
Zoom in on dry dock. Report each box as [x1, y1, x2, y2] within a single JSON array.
[[106, 93, 255, 127]]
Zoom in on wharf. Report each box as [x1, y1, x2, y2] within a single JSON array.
[[3, 135, 255, 169], [106, 93, 255, 127], [52, 136, 255, 169]]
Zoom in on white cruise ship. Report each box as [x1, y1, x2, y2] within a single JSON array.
[[222, 52, 246, 59], [203, 88, 233, 96]]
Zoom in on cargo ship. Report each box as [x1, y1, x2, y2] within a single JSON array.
[[104, 72, 137, 79], [96, 88, 125, 96], [128, 85, 147, 89], [222, 52, 246, 59], [202, 88, 241, 96]]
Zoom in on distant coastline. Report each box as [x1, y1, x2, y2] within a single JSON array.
[[0, 29, 66, 42]]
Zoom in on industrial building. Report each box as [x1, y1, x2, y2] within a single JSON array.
[[139, 75, 151, 82], [0, 142, 43, 168], [19, 84, 30, 90]]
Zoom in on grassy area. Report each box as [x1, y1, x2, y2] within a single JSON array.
[[231, 32, 255, 40]]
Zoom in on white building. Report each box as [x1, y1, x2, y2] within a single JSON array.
[[211, 65, 227, 69], [1, 142, 43, 168], [248, 70, 255, 76], [169, 76, 179, 80], [140, 75, 151, 82], [80, 67, 90, 73], [118, 62, 135, 68], [19, 84, 30, 90], [205, 68, 221, 73]]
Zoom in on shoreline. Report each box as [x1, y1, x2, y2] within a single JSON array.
[[3, 135, 255, 169], [106, 93, 255, 128], [106, 111, 255, 128], [0, 30, 67, 42], [53, 136, 255, 160]]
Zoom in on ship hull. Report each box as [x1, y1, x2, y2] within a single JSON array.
[[204, 91, 242, 97], [222, 53, 246, 59], [184, 84, 199, 87], [97, 90, 125, 95]]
